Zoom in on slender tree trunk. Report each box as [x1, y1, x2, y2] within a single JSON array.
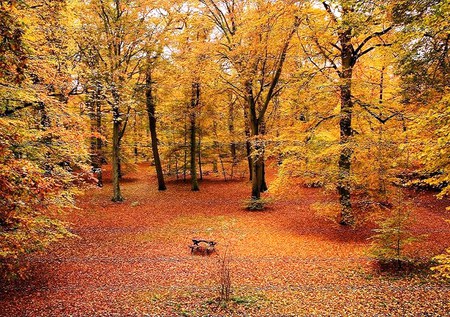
[[89, 88, 103, 187], [175, 155, 179, 180], [213, 159, 218, 173], [198, 127, 203, 180], [95, 92, 103, 187], [146, 69, 166, 191], [228, 99, 237, 165], [259, 120, 268, 192], [190, 82, 200, 191], [183, 113, 187, 182], [118, 157, 122, 180], [133, 109, 138, 163], [111, 86, 123, 202], [337, 29, 354, 225], [243, 105, 253, 181], [378, 66, 387, 197], [250, 119, 262, 199]]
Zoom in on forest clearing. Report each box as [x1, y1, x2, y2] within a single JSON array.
[[1, 0, 450, 316], [1, 164, 450, 316]]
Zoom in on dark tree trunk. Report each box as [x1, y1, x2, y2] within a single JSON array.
[[246, 82, 267, 200], [228, 99, 237, 165], [198, 127, 203, 180], [133, 109, 138, 163], [89, 86, 103, 187], [111, 110, 123, 201], [337, 28, 354, 225], [111, 85, 123, 202], [146, 69, 166, 191], [260, 162, 268, 192], [190, 82, 200, 191], [183, 113, 187, 182], [243, 105, 253, 181], [259, 120, 268, 192], [118, 157, 123, 180]]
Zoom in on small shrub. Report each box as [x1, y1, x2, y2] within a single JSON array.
[[431, 248, 450, 279], [369, 195, 421, 271], [244, 198, 271, 211], [218, 249, 232, 303]]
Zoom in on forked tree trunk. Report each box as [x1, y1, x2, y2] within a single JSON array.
[[146, 69, 166, 191], [246, 83, 267, 200]]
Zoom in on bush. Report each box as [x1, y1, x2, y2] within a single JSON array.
[[431, 248, 450, 279], [369, 195, 421, 271], [244, 198, 272, 211]]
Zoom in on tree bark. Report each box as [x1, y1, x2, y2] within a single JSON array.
[[183, 113, 187, 182], [198, 127, 203, 180], [145, 69, 166, 191], [111, 84, 123, 202], [190, 82, 200, 191], [243, 105, 253, 181], [111, 115, 123, 200], [246, 82, 267, 200], [89, 85, 103, 187], [337, 28, 354, 225], [228, 99, 237, 165]]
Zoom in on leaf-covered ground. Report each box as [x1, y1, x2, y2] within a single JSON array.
[[1, 164, 450, 316]]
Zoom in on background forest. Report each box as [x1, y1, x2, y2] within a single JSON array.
[[1, 0, 450, 290]]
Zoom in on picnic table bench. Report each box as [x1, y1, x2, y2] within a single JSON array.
[[189, 239, 217, 256]]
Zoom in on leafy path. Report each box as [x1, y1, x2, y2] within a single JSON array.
[[1, 164, 450, 316]]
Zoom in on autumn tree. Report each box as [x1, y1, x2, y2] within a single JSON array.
[[74, 0, 152, 201], [200, 0, 301, 201], [303, 0, 394, 225], [139, 2, 185, 191], [394, 0, 450, 196], [1, 0, 89, 278]]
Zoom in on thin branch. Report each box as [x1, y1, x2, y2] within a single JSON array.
[[353, 97, 399, 124], [354, 26, 393, 56]]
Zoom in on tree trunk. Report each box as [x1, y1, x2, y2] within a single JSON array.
[[198, 127, 203, 180], [259, 119, 268, 192], [133, 109, 138, 163], [111, 107, 123, 202], [89, 87, 103, 187], [183, 113, 187, 182], [146, 69, 166, 191], [190, 82, 200, 191], [337, 29, 354, 225], [243, 105, 253, 181], [95, 94, 103, 187], [260, 161, 268, 192], [228, 99, 237, 166], [250, 119, 263, 200]]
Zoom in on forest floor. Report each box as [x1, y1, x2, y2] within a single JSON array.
[[1, 163, 450, 316]]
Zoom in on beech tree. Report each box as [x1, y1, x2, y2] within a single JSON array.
[[200, 0, 301, 200], [304, 0, 393, 225], [75, 0, 151, 201], [1, 0, 89, 278]]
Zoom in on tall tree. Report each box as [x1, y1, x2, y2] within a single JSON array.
[[145, 66, 167, 190], [1, 0, 89, 278], [306, 0, 393, 224], [75, 0, 149, 201], [200, 0, 301, 200]]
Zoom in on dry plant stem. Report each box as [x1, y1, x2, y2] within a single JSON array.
[[218, 248, 232, 305]]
